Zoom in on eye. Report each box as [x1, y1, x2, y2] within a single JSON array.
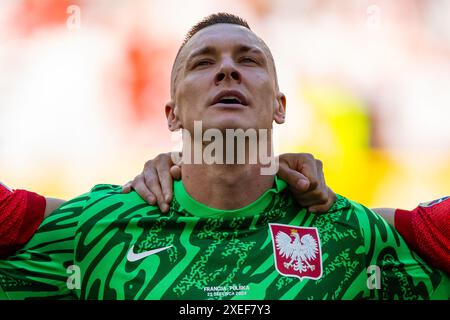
[[240, 57, 258, 64], [194, 60, 213, 68]]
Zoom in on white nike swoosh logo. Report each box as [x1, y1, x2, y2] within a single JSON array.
[[127, 245, 173, 262]]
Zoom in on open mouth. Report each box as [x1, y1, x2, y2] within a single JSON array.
[[217, 96, 243, 104], [212, 90, 248, 106]]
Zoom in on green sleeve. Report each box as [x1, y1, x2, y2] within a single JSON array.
[[0, 193, 89, 300], [350, 200, 450, 300]]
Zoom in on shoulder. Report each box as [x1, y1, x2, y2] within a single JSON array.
[[77, 184, 160, 221], [45, 184, 160, 229], [308, 195, 370, 252], [312, 194, 397, 252], [85, 184, 124, 201], [76, 184, 145, 207], [328, 195, 390, 232], [313, 194, 381, 231]]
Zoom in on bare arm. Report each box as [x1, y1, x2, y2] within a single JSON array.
[[371, 207, 396, 226], [44, 197, 65, 218]]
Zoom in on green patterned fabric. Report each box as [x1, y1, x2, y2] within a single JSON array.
[[0, 177, 448, 300]]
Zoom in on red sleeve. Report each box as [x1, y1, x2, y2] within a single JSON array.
[[395, 197, 450, 275], [0, 184, 46, 257]]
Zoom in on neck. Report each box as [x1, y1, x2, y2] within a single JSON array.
[[181, 163, 275, 210], [179, 127, 277, 210]]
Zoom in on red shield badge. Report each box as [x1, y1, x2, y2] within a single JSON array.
[[269, 223, 322, 280]]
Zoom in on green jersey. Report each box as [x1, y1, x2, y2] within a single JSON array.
[[0, 177, 448, 300]]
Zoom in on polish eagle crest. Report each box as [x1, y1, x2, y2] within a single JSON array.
[[269, 224, 323, 280]]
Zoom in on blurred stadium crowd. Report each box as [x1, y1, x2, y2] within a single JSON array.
[[0, 0, 449, 208]]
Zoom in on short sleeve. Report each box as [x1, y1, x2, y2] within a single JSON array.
[[0, 186, 46, 257], [0, 193, 89, 300]]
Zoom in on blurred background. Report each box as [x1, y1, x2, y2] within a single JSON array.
[[0, 0, 449, 209]]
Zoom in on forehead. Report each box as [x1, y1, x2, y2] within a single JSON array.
[[182, 24, 266, 59]]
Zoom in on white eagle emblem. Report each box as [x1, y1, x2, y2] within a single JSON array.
[[275, 230, 318, 272], [270, 224, 322, 280]]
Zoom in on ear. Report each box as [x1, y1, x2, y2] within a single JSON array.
[[165, 101, 182, 131], [273, 93, 286, 124]]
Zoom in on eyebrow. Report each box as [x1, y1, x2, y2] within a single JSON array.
[[236, 45, 265, 56], [186, 44, 266, 65], [186, 46, 217, 65]]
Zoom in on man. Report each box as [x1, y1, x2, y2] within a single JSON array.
[[0, 152, 334, 259], [4, 153, 447, 274], [0, 13, 448, 300], [124, 153, 450, 275]]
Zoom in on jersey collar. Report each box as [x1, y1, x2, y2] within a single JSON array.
[[174, 176, 287, 218]]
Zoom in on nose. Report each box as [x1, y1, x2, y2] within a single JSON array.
[[214, 59, 241, 85]]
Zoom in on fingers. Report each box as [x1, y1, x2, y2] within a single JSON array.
[[153, 153, 177, 204], [156, 161, 174, 204], [170, 165, 182, 180], [143, 166, 169, 213], [169, 151, 182, 180], [121, 181, 132, 193], [131, 174, 157, 205], [308, 203, 330, 213], [122, 177, 156, 204], [124, 152, 178, 213], [292, 159, 329, 210], [308, 188, 337, 213], [279, 153, 336, 213], [293, 188, 328, 208], [296, 156, 320, 191], [134, 153, 178, 213], [277, 160, 310, 193]]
